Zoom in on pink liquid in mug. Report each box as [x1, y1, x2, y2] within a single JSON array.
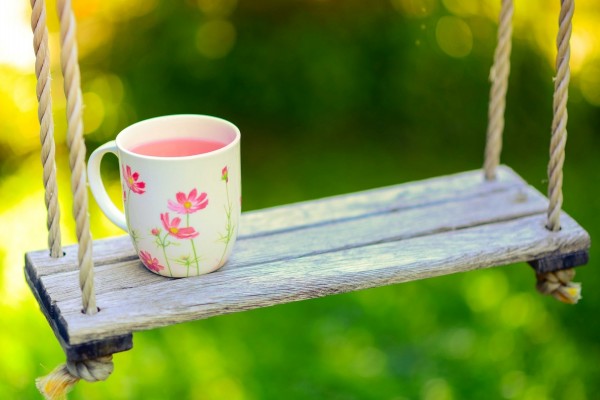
[[130, 138, 226, 157]]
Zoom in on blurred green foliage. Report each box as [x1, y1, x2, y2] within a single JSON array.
[[1, 0, 599, 399]]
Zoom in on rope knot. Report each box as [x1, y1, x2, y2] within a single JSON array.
[[536, 268, 582, 304], [36, 356, 114, 399]]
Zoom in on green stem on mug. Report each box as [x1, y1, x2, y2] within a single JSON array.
[[173, 255, 193, 277], [187, 214, 200, 275], [217, 182, 234, 267], [159, 232, 174, 277], [125, 188, 131, 229], [125, 188, 141, 252]]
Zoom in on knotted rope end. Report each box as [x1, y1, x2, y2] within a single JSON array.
[[35, 356, 114, 399], [536, 268, 582, 304], [35, 363, 79, 400]]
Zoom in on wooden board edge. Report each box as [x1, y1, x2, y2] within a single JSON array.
[[25, 255, 133, 361], [61, 333, 133, 362], [25, 253, 57, 323], [528, 249, 591, 273], [526, 215, 591, 273]]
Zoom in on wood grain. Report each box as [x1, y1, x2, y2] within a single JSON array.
[[240, 165, 526, 238], [24, 259, 133, 361], [27, 165, 526, 275], [25, 166, 590, 354], [59, 213, 589, 345], [38, 186, 548, 304]]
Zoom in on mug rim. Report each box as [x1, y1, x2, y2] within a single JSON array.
[[115, 114, 241, 161]]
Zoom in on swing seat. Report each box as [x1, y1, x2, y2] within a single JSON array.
[[25, 166, 590, 362]]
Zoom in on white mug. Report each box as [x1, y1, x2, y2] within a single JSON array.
[[87, 114, 241, 277]]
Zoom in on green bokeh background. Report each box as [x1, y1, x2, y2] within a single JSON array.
[[1, 1, 599, 399]]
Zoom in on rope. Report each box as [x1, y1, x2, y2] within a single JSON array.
[[32, 2, 107, 398], [31, 0, 62, 258], [536, 269, 581, 304], [547, 0, 574, 231], [57, 0, 97, 315], [483, 0, 514, 180], [35, 356, 114, 400], [537, 0, 581, 305]]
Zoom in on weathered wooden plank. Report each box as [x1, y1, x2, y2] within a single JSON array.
[[36, 186, 547, 304], [26, 236, 137, 277], [24, 262, 133, 361], [24, 166, 590, 356], [26, 166, 525, 277], [240, 165, 525, 237], [54, 212, 589, 345]]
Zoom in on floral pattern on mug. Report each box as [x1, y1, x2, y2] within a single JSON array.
[[221, 166, 229, 183], [157, 188, 208, 276], [151, 227, 176, 277], [139, 250, 165, 273], [123, 165, 146, 194], [218, 165, 235, 267], [87, 115, 240, 279], [168, 189, 208, 214], [134, 167, 236, 277], [122, 165, 146, 250], [160, 213, 199, 239]]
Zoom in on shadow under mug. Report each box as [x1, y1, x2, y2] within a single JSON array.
[[87, 114, 241, 277]]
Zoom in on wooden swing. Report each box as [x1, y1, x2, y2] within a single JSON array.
[[26, 0, 590, 398]]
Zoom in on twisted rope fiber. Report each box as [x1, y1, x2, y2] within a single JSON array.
[[31, 0, 62, 257], [483, 0, 513, 180], [547, 0, 574, 232], [536, 0, 581, 305], [34, 2, 112, 399], [57, 0, 97, 315], [36, 356, 114, 400]]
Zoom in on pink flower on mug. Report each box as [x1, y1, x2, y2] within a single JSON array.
[[221, 166, 229, 183], [151, 228, 160, 236], [139, 250, 165, 273], [167, 189, 208, 214], [161, 213, 199, 239], [122, 165, 146, 194]]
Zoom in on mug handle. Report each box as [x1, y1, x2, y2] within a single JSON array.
[[87, 141, 128, 231]]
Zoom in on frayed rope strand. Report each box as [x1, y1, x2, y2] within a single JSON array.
[[36, 356, 113, 400], [36, 364, 78, 400], [536, 268, 582, 304]]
